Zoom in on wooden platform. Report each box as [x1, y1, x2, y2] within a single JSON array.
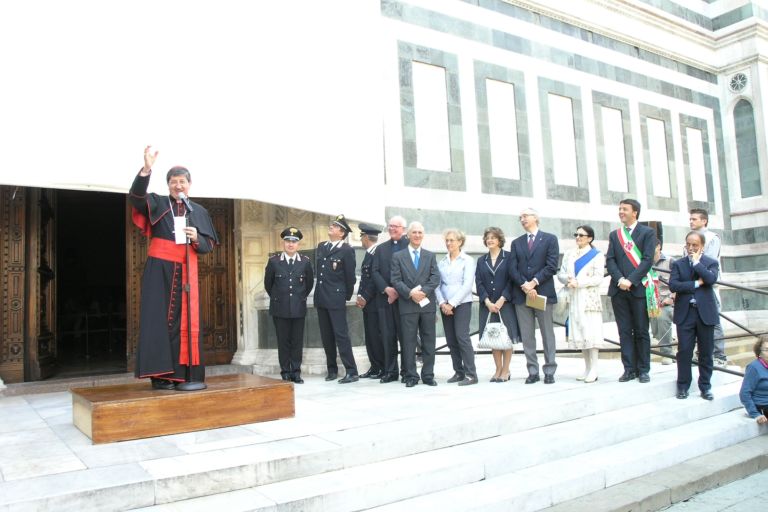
[[71, 374, 294, 444]]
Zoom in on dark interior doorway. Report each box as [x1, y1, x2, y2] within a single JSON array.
[[56, 190, 127, 378]]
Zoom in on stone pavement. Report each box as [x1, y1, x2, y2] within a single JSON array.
[[662, 468, 767, 511]]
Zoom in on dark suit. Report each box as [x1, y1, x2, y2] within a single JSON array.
[[391, 246, 440, 383], [359, 247, 384, 373], [315, 240, 358, 376], [371, 236, 409, 378], [606, 222, 656, 374], [508, 231, 559, 377], [475, 250, 521, 343], [264, 253, 314, 380], [669, 255, 719, 393]]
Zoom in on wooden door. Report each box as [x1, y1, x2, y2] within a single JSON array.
[[126, 198, 236, 371], [26, 189, 58, 380], [0, 186, 27, 383]]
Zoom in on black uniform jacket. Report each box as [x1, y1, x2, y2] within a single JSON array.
[[314, 241, 356, 309], [265, 253, 314, 319]]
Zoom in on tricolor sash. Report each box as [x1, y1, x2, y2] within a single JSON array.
[[618, 226, 661, 318]]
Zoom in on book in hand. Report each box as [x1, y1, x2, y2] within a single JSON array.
[[525, 294, 547, 311]]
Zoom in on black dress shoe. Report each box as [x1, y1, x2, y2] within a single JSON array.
[[422, 379, 438, 386], [338, 374, 359, 384], [324, 372, 338, 382], [151, 379, 176, 390], [360, 369, 375, 378], [638, 373, 650, 383], [701, 390, 714, 401], [458, 376, 478, 386], [371, 370, 384, 379], [281, 374, 291, 381], [676, 389, 689, 399], [292, 375, 304, 384], [380, 374, 398, 383], [618, 371, 637, 382], [446, 373, 464, 383], [525, 374, 540, 384], [543, 375, 555, 384], [405, 379, 418, 388]]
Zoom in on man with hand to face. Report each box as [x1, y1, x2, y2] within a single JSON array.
[[669, 231, 719, 400], [390, 222, 440, 387]]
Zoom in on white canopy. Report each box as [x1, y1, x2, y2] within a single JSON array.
[[0, 0, 385, 223]]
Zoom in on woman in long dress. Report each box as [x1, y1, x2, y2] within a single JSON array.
[[557, 225, 605, 383]]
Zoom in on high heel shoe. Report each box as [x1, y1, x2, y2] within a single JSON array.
[[490, 376, 500, 383], [498, 373, 511, 382]]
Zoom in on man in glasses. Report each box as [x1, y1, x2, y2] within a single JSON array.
[[372, 215, 410, 383], [508, 208, 560, 384]]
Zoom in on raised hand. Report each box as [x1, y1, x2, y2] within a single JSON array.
[[142, 145, 159, 175]]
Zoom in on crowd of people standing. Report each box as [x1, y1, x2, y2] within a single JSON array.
[[129, 151, 763, 425]]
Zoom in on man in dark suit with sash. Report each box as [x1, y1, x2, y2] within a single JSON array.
[[356, 223, 384, 378], [372, 215, 409, 383], [606, 198, 660, 383], [669, 231, 719, 400], [264, 227, 314, 384], [391, 221, 440, 387], [315, 214, 359, 383], [508, 208, 560, 384]]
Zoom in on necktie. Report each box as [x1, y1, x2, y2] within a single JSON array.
[[413, 249, 420, 268], [289, 258, 294, 267], [527, 234, 534, 251]]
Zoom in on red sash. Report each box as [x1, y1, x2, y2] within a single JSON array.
[[148, 237, 201, 366]]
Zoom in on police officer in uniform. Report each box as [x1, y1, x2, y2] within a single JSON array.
[[315, 214, 359, 383], [356, 223, 384, 378], [264, 227, 314, 383]]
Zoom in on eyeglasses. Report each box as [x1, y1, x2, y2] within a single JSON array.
[[573, 233, 589, 238]]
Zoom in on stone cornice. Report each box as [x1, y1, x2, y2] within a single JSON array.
[[497, 0, 768, 75]]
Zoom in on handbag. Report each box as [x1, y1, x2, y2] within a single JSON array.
[[478, 312, 514, 350]]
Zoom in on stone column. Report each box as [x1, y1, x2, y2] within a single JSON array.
[[231, 200, 272, 365]]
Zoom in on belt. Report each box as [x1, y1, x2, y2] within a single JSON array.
[[689, 301, 698, 308]]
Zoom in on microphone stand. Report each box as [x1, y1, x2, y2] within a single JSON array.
[[176, 212, 207, 392]]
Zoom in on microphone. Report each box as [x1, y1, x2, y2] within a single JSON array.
[[177, 192, 194, 212]]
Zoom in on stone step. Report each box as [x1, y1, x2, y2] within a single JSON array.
[[128, 379, 746, 511], [369, 409, 762, 512], [0, 366, 745, 511], [540, 436, 768, 512]]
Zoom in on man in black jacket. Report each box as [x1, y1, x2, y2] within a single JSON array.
[[264, 227, 314, 384], [315, 214, 358, 383]]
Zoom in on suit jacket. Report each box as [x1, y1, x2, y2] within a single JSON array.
[[606, 223, 656, 298], [358, 247, 377, 312], [314, 241, 356, 309], [508, 231, 559, 304], [475, 250, 514, 304], [391, 247, 440, 314], [264, 254, 314, 318], [669, 255, 719, 326], [371, 236, 409, 306]]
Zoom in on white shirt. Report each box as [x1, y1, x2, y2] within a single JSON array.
[[435, 251, 476, 307]]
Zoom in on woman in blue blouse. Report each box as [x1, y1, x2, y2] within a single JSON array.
[[740, 336, 768, 425], [476, 227, 521, 382], [437, 229, 478, 386]]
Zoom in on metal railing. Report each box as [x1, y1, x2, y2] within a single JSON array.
[[428, 268, 768, 378]]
